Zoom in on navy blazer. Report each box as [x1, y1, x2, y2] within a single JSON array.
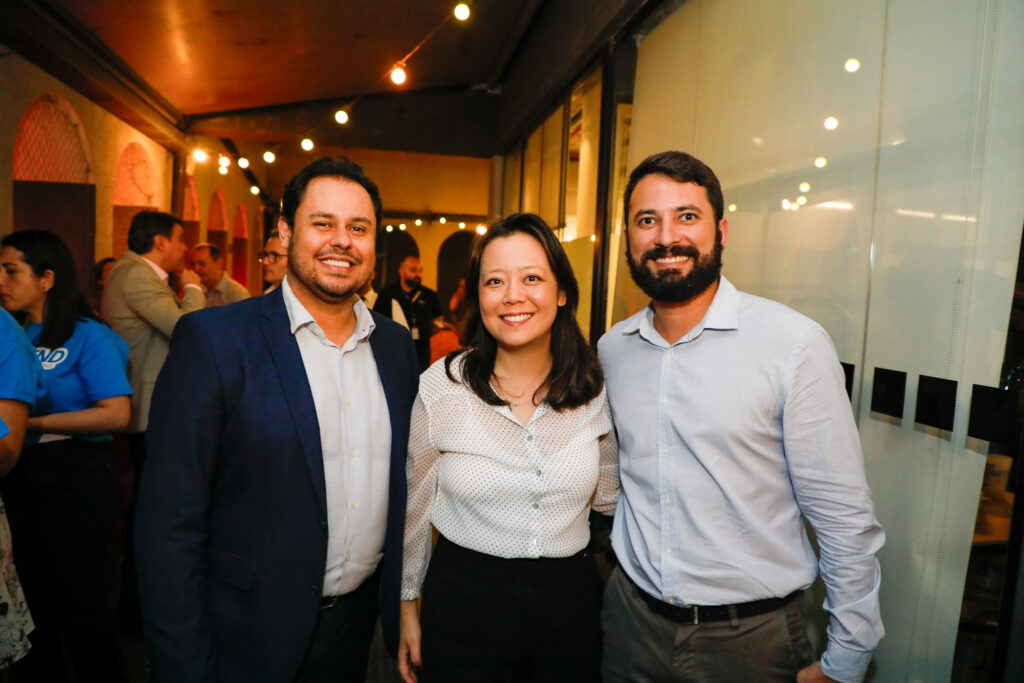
[[135, 287, 418, 683]]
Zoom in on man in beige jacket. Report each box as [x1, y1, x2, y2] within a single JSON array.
[[101, 209, 204, 632]]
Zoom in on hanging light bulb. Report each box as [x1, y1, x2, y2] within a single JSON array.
[[300, 138, 314, 151], [439, 217, 446, 224], [390, 64, 407, 85], [334, 109, 350, 125], [475, 224, 487, 235], [263, 150, 276, 163], [218, 155, 231, 167], [414, 219, 422, 226], [193, 149, 208, 163], [454, 3, 470, 21], [250, 185, 260, 195], [218, 166, 228, 175], [238, 157, 250, 169]]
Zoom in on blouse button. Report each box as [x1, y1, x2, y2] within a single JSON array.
[[532, 503, 539, 509], [526, 434, 534, 441]]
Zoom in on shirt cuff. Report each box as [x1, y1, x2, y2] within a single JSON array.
[[821, 641, 874, 683], [183, 283, 203, 292]]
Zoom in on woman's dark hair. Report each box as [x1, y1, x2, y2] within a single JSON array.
[[445, 213, 603, 411], [1, 230, 99, 348]]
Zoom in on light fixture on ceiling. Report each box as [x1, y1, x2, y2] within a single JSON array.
[[250, 185, 260, 195], [845, 58, 861, 73], [454, 3, 470, 21], [218, 166, 228, 175], [218, 155, 231, 167], [390, 63, 407, 85], [824, 116, 839, 130], [300, 138, 314, 151], [799, 182, 810, 193], [796, 196, 807, 205], [399, 223, 407, 230], [414, 219, 422, 226], [193, 149, 208, 163], [475, 224, 487, 235], [238, 157, 250, 169], [334, 109, 350, 125], [439, 217, 446, 224], [263, 150, 276, 163], [386, 225, 394, 232], [459, 222, 466, 229], [728, 204, 737, 212], [814, 156, 828, 168]]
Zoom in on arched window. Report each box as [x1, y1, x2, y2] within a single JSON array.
[[182, 175, 200, 248], [12, 93, 96, 294], [231, 204, 248, 285], [112, 142, 157, 256], [207, 190, 228, 257]]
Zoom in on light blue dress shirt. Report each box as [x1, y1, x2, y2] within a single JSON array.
[[599, 276, 884, 683]]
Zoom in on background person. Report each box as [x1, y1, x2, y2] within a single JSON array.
[[259, 229, 287, 293], [374, 255, 443, 371], [398, 213, 618, 683], [190, 242, 250, 307], [0, 308, 39, 671], [0, 229, 131, 682]]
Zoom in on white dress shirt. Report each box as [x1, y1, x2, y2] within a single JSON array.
[[402, 355, 619, 600], [281, 276, 391, 596], [598, 276, 884, 682]]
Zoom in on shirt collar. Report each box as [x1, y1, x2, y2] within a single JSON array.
[[281, 275, 375, 341], [141, 255, 169, 282], [623, 275, 741, 346]]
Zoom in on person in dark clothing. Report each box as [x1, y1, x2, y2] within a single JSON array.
[[374, 255, 443, 370]]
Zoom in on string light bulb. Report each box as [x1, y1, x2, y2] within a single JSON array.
[[390, 64, 407, 85], [454, 3, 470, 21], [193, 149, 208, 163], [238, 157, 250, 169], [414, 219, 422, 226], [300, 138, 314, 151], [334, 109, 350, 125], [250, 185, 260, 195], [263, 150, 276, 163], [439, 217, 446, 224], [475, 224, 487, 235], [218, 155, 231, 167], [218, 166, 228, 175]]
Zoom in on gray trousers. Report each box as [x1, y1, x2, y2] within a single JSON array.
[[601, 566, 812, 682]]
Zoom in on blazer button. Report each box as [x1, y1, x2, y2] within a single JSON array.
[[320, 519, 328, 530]]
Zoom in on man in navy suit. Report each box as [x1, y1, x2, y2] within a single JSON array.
[[135, 157, 418, 682]]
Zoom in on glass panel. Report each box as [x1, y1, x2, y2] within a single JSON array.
[[539, 104, 565, 227], [521, 125, 542, 215], [502, 143, 523, 216], [605, 102, 632, 332]]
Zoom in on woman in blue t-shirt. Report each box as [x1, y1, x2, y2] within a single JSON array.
[[0, 230, 130, 682]]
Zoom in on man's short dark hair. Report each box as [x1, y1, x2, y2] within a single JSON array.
[[267, 228, 280, 240], [193, 242, 221, 261], [128, 211, 183, 255], [624, 151, 725, 227], [280, 156, 382, 230]]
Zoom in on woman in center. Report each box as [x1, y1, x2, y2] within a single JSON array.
[[398, 213, 619, 682]]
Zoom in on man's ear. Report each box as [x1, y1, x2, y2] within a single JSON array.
[[277, 217, 292, 248]]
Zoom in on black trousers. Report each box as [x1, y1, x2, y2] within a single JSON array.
[[0, 438, 127, 683], [419, 536, 603, 682], [293, 569, 381, 682]]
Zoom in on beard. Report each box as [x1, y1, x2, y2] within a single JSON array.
[[402, 276, 421, 290], [627, 232, 723, 303], [287, 245, 369, 304]]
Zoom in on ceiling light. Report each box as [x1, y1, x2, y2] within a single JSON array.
[[845, 58, 861, 73], [386, 225, 394, 232], [790, 204, 800, 211], [816, 201, 854, 210], [454, 3, 470, 21], [414, 218, 422, 226], [300, 138, 314, 151], [263, 150, 276, 163], [390, 64, 407, 85], [334, 109, 349, 125], [250, 185, 260, 195], [399, 223, 407, 230], [781, 199, 791, 210], [475, 225, 487, 235], [796, 196, 807, 205], [459, 222, 466, 229], [439, 217, 446, 224], [824, 116, 839, 130], [728, 204, 737, 212], [814, 156, 828, 168], [799, 182, 810, 192], [193, 149, 208, 163], [590, 235, 596, 242], [238, 157, 250, 169], [218, 166, 228, 175], [218, 155, 231, 167]]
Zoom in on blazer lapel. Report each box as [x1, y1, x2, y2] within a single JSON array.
[[258, 289, 327, 515], [369, 328, 402, 447]]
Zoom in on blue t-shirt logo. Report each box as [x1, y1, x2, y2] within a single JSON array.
[[36, 346, 69, 370]]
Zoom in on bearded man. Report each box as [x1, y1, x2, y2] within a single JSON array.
[[598, 151, 885, 683], [135, 157, 418, 683]]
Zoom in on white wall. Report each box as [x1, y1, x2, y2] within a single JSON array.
[[622, 0, 1024, 678]]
